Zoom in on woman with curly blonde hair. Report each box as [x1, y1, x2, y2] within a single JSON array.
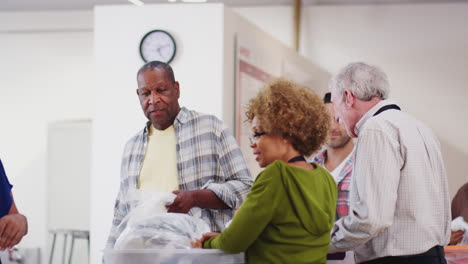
[[194, 78, 337, 264]]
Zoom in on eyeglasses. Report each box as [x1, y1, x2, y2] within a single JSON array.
[[249, 132, 267, 145]]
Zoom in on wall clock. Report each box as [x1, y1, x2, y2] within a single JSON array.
[[139, 30, 176, 63]]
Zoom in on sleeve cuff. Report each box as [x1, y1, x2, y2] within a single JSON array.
[[203, 236, 216, 249], [205, 183, 239, 209]]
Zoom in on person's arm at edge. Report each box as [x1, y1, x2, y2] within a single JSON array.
[[0, 193, 28, 250]]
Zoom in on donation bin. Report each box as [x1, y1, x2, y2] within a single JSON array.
[[103, 248, 245, 264], [445, 246, 468, 264]]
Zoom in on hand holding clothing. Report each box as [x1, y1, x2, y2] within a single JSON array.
[[167, 189, 230, 214], [449, 230, 465, 245], [167, 190, 197, 213]]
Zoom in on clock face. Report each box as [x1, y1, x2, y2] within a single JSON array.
[[139, 30, 176, 63]]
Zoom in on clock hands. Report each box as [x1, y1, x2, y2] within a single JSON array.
[[156, 44, 171, 58]]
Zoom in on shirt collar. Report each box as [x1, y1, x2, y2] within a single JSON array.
[[143, 106, 188, 134], [174, 106, 189, 125], [354, 99, 398, 136], [312, 149, 328, 165]]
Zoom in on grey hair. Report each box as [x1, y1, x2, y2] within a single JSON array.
[[329, 62, 389, 102], [137, 61, 175, 83]]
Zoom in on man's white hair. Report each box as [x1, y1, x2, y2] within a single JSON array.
[[329, 62, 389, 102]]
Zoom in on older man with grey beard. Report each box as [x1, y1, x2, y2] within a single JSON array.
[[313, 92, 355, 264]]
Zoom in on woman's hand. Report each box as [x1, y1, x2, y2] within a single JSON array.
[[191, 232, 220, 248], [449, 230, 465, 245]]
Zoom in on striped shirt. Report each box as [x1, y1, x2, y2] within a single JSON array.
[[329, 100, 451, 263], [106, 107, 253, 248]]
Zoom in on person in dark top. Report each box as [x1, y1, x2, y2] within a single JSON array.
[[0, 160, 28, 252]]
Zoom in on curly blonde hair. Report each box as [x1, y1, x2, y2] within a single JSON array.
[[246, 78, 330, 157]]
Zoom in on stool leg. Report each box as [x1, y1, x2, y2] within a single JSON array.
[[62, 235, 67, 264], [49, 234, 57, 264], [87, 237, 90, 263], [68, 236, 75, 264]]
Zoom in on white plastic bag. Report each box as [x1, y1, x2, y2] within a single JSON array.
[[114, 190, 210, 250]]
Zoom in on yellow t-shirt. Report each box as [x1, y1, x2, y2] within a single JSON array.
[[138, 124, 178, 191]]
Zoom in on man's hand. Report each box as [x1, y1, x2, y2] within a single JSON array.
[[166, 189, 229, 213], [0, 214, 28, 250], [167, 190, 197, 213], [191, 232, 220, 248], [449, 230, 465, 245]]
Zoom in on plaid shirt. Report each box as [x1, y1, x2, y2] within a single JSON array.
[[313, 150, 353, 220], [106, 107, 253, 248]]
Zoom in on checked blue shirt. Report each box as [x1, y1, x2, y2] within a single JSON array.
[[106, 107, 253, 248]]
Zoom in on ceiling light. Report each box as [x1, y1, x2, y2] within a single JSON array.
[[168, 0, 176, 2], [181, 0, 207, 2], [128, 0, 144, 6]]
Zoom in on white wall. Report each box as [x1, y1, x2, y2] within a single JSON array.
[[48, 121, 91, 264], [233, 6, 294, 50], [91, 4, 225, 263], [0, 10, 94, 263]]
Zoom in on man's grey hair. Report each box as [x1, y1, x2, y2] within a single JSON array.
[[137, 61, 176, 83], [329, 62, 389, 102]]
